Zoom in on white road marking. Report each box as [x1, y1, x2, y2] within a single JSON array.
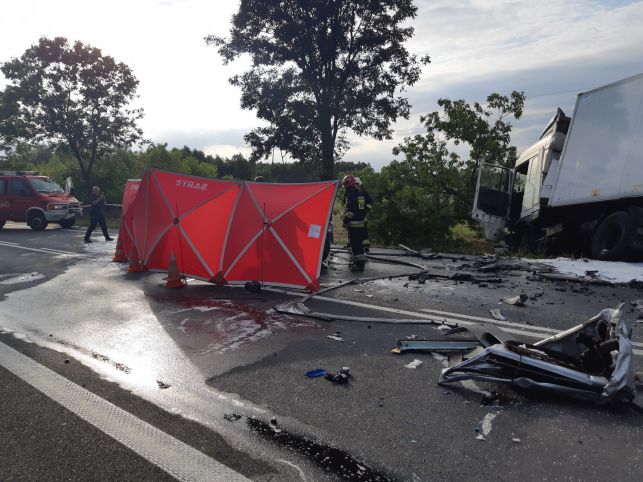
[[0, 240, 88, 258], [0, 341, 249, 482], [420, 307, 559, 335], [265, 287, 643, 355]]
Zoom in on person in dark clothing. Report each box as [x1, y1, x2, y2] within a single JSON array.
[[355, 177, 373, 253], [342, 175, 368, 272], [84, 186, 113, 243]]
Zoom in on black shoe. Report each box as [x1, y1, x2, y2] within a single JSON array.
[[84, 238, 92, 243], [350, 263, 364, 273], [105, 237, 114, 241]]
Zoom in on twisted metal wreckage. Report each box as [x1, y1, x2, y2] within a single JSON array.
[[276, 265, 636, 404]]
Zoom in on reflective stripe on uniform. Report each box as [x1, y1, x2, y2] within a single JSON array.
[[347, 221, 365, 228]]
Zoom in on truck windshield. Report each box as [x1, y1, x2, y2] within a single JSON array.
[[29, 177, 63, 193]]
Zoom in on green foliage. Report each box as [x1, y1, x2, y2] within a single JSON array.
[[349, 92, 524, 249], [209, 0, 428, 179], [351, 163, 456, 248], [0, 37, 144, 190]]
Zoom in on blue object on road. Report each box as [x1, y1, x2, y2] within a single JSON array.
[[305, 368, 327, 378]]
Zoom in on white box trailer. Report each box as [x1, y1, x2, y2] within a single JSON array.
[[546, 73, 643, 207], [472, 73, 643, 260]]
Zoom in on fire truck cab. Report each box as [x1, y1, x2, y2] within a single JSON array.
[[0, 171, 81, 230]]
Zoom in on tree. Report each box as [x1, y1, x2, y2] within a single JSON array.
[[351, 92, 525, 248], [209, 0, 428, 180], [392, 91, 525, 220], [0, 37, 144, 192]]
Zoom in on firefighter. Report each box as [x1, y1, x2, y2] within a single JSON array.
[[354, 177, 372, 254], [342, 175, 368, 272]]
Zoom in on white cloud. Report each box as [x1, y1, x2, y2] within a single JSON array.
[[1, 1, 643, 169], [202, 144, 251, 159]]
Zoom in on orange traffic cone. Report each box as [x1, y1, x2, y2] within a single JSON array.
[[112, 236, 127, 262], [164, 251, 186, 288], [127, 245, 144, 273]]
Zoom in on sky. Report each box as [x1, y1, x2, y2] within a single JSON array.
[[1, 0, 643, 169]]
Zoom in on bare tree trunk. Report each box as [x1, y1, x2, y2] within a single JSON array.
[[319, 108, 334, 181]]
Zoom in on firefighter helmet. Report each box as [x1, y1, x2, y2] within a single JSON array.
[[341, 175, 356, 188]]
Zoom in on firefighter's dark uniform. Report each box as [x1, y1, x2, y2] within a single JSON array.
[[362, 188, 373, 253], [343, 186, 368, 271]]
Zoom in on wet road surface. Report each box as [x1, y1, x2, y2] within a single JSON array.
[[1, 222, 642, 481]]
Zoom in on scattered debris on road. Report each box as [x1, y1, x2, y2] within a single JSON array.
[[438, 304, 636, 404], [503, 294, 528, 306], [305, 368, 327, 378], [394, 339, 481, 354], [244, 281, 262, 293], [404, 359, 423, 369], [325, 367, 351, 384], [327, 332, 344, 342], [156, 380, 171, 389], [223, 413, 242, 422], [489, 309, 507, 321]]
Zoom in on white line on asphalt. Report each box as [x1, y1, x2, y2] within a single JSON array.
[[420, 308, 559, 334], [0, 241, 88, 258], [265, 287, 643, 355], [0, 341, 249, 482]]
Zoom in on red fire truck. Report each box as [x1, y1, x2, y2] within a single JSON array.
[[0, 171, 81, 230]]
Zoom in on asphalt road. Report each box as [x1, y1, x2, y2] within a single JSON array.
[[0, 221, 642, 481]]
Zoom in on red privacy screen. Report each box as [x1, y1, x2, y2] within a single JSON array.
[[125, 168, 337, 291], [116, 179, 141, 260]]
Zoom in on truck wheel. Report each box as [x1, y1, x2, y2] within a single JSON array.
[[591, 211, 633, 260], [59, 218, 75, 229], [27, 211, 48, 231], [0, 220, 5, 229]]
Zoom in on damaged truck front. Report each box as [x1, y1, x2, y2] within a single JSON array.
[[472, 73, 643, 260]]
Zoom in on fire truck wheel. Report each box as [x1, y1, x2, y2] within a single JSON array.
[[58, 218, 75, 228], [27, 211, 48, 231]]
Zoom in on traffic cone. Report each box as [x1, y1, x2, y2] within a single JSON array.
[[164, 251, 186, 288], [209, 271, 227, 285], [127, 245, 144, 273], [112, 236, 127, 262]]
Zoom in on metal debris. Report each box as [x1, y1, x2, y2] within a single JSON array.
[[395, 339, 481, 354], [438, 304, 636, 404], [327, 333, 344, 342], [489, 309, 507, 321], [503, 294, 528, 306], [325, 367, 351, 384], [224, 413, 243, 422]]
